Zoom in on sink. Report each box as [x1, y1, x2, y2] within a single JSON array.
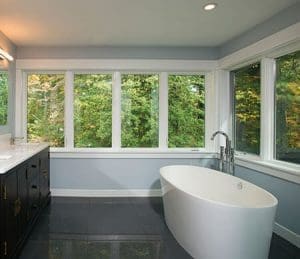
[[0, 155, 12, 160]]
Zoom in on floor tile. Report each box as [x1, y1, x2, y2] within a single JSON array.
[[18, 197, 299, 259]]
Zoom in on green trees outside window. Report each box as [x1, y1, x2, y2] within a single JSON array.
[[233, 63, 261, 155], [27, 72, 206, 149], [121, 74, 159, 147], [74, 74, 112, 148], [275, 51, 300, 164], [27, 74, 65, 147], [0, 72, 8, 125], [168, 75, 205, 148]]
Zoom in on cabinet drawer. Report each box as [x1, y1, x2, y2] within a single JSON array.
[[27, 156, 39, 181]]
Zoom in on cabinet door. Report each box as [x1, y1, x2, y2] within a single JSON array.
[[17, 164, 28, 236], [3, 170, 18, 258], [39, 148, 50, 205]]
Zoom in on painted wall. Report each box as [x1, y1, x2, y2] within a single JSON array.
[[235, 165, 300, 235], [220, 2, 300, 57], [50, 158, 217, 190], [16, 46, 219, 60], [0, 31, 16, 135]]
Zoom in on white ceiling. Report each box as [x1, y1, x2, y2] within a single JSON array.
[[0, 0, 298, 47]]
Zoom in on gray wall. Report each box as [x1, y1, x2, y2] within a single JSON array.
[[16, 46, 219, 60], [0, 31, 16, 135], [235, 165, 300, 235], [219, 2, 300, 57], [50, 158, 217, 190]]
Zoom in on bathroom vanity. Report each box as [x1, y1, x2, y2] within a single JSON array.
[[0, 143, 50, 259]]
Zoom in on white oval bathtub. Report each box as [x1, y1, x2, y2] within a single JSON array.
[[160, 165, 278, 259]]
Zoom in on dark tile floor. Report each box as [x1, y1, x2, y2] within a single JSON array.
[[19, 197, 299, 259]]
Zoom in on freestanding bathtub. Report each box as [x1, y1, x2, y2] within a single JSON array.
[[160, 165, 278, 259]]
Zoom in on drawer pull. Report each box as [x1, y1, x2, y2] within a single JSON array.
[[32, 185, 38, 189], [31, 164, 37, 168], [14, 198, 21, 217]]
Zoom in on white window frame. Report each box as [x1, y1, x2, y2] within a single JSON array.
[[15, 59, 218, 158], [218, 22, 300, 182]]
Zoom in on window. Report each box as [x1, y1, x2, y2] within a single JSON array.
[[168, 75, 205, 148], [0, 71, 8, 125], [74, 74, 112, 148], [275, 51, 300, 164], [121, 74, 159, 148], [27, 74, 65, 147], [24, 69, 207, 151], [233, 63, 261, 155]]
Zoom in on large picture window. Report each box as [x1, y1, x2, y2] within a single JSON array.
[[233, 63, 261, 155], [27, 74, 65, 147], [275, 51, 300, 165], [74, 74, 112, 148], [168, 75, 205, 148], [25, 70, 206, 151], [121, 74, 159, 148]]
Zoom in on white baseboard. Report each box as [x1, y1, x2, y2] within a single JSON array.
[[50, 188, 162, 197], [274, 222, 300, 248]]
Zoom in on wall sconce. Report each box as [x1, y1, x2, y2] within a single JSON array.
[[0, 47, 14, 61]]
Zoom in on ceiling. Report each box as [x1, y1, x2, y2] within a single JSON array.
[[0, 0, 298, 47]]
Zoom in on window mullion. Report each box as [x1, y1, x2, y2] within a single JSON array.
[[112, 72, 121, 149], [261, 58, 276, 160], [65, 71, 74, 149], [159, 72, 168, 149]]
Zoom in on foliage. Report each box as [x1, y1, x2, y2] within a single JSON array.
[[0, 72, 8, 125], [27, 74, 65, 147], [121, 74, 159, 147], [234, 63, 260, 155], [168, 75, 205, 147], [74, 74, 112, 147], [275, 51, 300, 163], [27, 73, 206, 149]]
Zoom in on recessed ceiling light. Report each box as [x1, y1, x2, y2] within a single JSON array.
[[203, 3, 217, 11]]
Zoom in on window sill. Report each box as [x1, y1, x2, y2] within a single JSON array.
[[235, 154, 300, 184], [50, 148, 217, 159]]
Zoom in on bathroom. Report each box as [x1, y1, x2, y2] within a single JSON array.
[[0, 0, 299, 258]]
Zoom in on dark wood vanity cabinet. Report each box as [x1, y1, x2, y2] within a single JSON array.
[[0, 147, 50, 259]]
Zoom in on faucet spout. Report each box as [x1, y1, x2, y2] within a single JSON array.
[[211, 130, 234, 175], [211, 130, 229, 142]]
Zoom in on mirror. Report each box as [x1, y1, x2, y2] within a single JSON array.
[[0, 70, 9, 133], [0, 71, 8, 125]]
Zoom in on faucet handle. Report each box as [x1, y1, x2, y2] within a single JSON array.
[[220, 146, 225, 159], [230, 148, 235, 162]]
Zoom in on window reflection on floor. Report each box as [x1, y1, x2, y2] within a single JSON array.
[[46, 236, 162, 259]]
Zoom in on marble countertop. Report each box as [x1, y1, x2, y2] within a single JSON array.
[[0, 143, 49, 174]]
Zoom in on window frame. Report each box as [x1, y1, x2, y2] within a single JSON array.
[[227, 55, 300, 180], [16, 59, 217, 157], [222, 38, 300, 181]]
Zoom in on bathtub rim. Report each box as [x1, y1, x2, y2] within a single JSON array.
[[160, 165, 278, 209]]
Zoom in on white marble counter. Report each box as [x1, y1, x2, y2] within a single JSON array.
[[0, 143, 49, 174]]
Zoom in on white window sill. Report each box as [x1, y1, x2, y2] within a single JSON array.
[[235, 154, 300, 184], [50, 148, 217, 159]]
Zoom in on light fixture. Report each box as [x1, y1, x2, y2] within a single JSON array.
[[203, 3, 217, 11], [0, 48, 14, 61]]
